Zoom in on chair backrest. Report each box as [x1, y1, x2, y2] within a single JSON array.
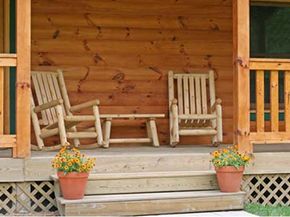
[[168, 70, 216, 115], [31, 70, 71, 125]]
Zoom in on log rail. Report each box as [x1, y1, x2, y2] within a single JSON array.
[[249, 58, 290, 144]]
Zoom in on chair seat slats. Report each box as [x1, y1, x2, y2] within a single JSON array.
[[178, 114, 216, 120], [179, 129, 217, 136]]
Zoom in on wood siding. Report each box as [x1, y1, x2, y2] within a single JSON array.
[[31, 0, 233, 146], [0, 0, 3, 52]]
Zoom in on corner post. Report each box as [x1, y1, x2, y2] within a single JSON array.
[[233, 0, 252, 153], [16, 0, 31, 157]]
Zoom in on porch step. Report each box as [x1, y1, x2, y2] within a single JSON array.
[[92, 150, 213, 173], [51, 170, 218, 195], [57, 190, 245, 216]]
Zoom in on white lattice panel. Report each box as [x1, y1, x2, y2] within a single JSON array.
[[0, 181, 57, 215], [242, 174, 290, 205]]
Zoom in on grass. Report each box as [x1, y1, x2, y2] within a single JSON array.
[[245, 203, 290, 216]]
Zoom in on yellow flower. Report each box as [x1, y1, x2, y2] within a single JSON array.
[[68, 162, 72, 166], [212, 151, 220, 157], [243, 156, 250, 161], [64, 166, 69, 170]]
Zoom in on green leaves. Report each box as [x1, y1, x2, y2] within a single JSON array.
[[211, 146, 251, 168]]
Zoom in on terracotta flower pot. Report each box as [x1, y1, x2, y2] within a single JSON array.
[[215, 166, 244, 192], [57, 171, 89, 200]]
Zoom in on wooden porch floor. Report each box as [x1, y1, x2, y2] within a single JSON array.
[[0, 144, 290, 182], [1, 143, 290, 158]]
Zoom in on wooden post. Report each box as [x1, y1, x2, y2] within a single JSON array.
[[233, 0, 252, 153], [16, 0, 31, 157]]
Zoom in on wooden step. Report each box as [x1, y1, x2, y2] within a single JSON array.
[[51, 171, 218, 195], [57, 190, 245, 216]]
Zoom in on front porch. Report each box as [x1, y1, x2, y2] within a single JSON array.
[[0, 0, 290, 215], [0, 0, 289, 158], [0, 145, 290, 215]]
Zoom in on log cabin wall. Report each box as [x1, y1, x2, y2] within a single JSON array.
[[31, 0, 233, 146], [0, 0, 3, 52]]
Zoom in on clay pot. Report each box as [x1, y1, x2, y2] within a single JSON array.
[[57, 171, 89, 200], [215, 166, 244, 192]]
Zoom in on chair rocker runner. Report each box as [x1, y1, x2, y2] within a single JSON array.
[[168, 70, 223, 146], [31, 70, 103, 150]]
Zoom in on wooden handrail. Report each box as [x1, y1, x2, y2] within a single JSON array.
[[0, 54, 17, 66], [250, 58, 290, 70]]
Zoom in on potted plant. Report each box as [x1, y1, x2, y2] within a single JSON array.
[[211, 145, 251, 192], [51, 143, 96, 200]]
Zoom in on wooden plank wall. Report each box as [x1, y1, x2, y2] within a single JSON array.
[[0, 0, 3, 52], [31, 0, 233, 146]]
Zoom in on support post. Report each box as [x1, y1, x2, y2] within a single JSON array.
[[233, 0, 252, 153], [16, 0, 31, 157]]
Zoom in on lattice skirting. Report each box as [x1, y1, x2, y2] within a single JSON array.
[[0, 181, 57, 215], [242, 174, 290, 206], [1, 175, 290, 215]]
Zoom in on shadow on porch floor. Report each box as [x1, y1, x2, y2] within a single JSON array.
[[1, 143, 290, 158]]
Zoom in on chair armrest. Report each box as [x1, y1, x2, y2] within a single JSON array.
[[70, 99, 100, 112], [211, 98, 222, 113], [34, 99, 63, 113], [170, 98, 178, 109]]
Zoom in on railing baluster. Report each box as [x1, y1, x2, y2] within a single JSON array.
[[256, 70, 265, 132], [284, 71, 290, 132], [270, 70, 279, 132]]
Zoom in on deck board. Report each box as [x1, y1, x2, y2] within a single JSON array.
[[0, 145, 290, 182]]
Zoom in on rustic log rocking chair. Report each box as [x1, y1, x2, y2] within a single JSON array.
[[31, 70, 103, 150], [168, 70, 223, 146]]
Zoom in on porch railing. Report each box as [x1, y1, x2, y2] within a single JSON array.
[[249, 58, 290, 144], [0, 0, 31, 158], [0, 54, 17, 155]]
